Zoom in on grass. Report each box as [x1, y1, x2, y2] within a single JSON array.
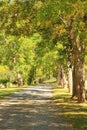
[[0, 86, 27, 99], [52, 83, 87, 130], [44, 77, 56, 83]]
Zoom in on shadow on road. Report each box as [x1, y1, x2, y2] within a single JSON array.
[[0, 85, 73, 130]]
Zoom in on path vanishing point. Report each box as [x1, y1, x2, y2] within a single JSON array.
[[0, 84, 73, 130]]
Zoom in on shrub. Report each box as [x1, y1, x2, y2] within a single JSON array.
[[0, 71, 10, 85]]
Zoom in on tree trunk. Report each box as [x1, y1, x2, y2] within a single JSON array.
[[72, 62, 86, 103], [72, 66, 78, 98], [77, 66, 86, 103], [56, 67, 63, 87], [56, 66, 67, 87], [68, 67, 73, 94], [67, 16, 86, 103]]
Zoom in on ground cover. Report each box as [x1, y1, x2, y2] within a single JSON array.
[[0, 86, 27, 99], [52, 83, 87, 130]]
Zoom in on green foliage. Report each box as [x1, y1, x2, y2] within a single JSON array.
[[27, 66, 36, 85], [0, 0, 36, 36], [0, 65, 17, 86], [0, 0, 87, 86], [0, 31, 42, 84], [0, 66, 9, 85], [0, 71, 10, 85]]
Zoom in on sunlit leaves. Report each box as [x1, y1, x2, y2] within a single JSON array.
[[34, 1, 43, 9], [0, 0, 87, 85], [0, 0, 36, 36]]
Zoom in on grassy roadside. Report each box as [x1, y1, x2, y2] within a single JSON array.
[[0, 86, 28, 99], [52, 83, 87, 130]]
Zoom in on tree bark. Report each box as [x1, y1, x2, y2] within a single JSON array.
[[68, 67, 73, 94], [77, 66, 86, 103], [56, 66, 68, 87], [67, 17, 86, 103], [72, 66, 78, 98], [71, 59, 86, 102]]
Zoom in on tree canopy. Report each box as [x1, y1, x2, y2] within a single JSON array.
[[0, 0, 87, 102]]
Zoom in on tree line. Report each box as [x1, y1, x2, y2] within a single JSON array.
[[0, 0, 87, 103]]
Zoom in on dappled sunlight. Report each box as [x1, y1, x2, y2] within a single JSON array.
[[64, 111, 87, 115], [0, 102, 71, 129], [0, 85, 73, 130], [52, 85, 87, 130], [0, 87, 26, 98], [52, 88, 70, 99]]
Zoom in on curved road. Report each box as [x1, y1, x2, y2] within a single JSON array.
[[0, 84, 73, 130]]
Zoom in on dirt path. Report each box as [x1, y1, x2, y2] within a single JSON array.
[[0, 84, 73, 130]]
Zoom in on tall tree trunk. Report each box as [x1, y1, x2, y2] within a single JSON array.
[[56, 66, 63, 87], [72, 66, 78, 98], [72, 58, 86, 102], [77, 64, 86, 103], [68, 67, 73, 94], [67, 17, 86, 103], [56, 66, 67, 87]]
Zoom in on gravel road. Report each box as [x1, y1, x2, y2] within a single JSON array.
[[0, 84, 73, 130]]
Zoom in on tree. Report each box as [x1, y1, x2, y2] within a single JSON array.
[[0, 0, 87, 103], [0, 0, 36, 36], [35, 0, 87, 102]]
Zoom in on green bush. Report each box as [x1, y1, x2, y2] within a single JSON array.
[[0, 71, 10, 85], [0, 71, 17, 86]]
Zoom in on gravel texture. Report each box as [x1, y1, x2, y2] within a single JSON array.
[[0, 84, 73, 130]]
